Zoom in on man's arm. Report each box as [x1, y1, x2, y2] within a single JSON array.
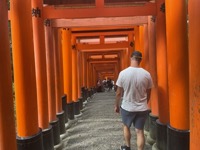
[[115, 86, 123, 113], [146, 88, 152, 103]]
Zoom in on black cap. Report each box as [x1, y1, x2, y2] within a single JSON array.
[[131, 50, 142, 59]]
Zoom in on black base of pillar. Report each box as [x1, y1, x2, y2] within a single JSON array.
[[149, 113, 159, 140], [93, 87, 96, 93], [17, 129, 43, 150], [66, 102, 75, 120], [156, 119, 167, 150], [42, 126, 54, 150], [167, 125, 189, 150], [50, 118, 60, 146], [74, 100, 80, 115], [78, 97, 83, 110], [62, 95, 68, 123], [91, 88, 94, 95], [86, 88, 89, 99], [81, 87, 86, 102], [57, 111, 66, 135], [88, 89, 91, 98]]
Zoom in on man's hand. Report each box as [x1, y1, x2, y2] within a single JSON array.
[[114, 105, 120, 113]]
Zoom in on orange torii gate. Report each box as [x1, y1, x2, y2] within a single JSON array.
[[2, 0, 200, 150]]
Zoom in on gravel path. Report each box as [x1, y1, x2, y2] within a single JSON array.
[[63, 91, 152, 150]]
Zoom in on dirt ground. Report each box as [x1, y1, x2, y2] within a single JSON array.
[[62, 91, 152, 150]]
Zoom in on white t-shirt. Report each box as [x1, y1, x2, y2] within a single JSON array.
[[116, 67, 153, 112]]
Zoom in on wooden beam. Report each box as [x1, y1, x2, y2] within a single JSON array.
[[90, 60, 118, 64], [71, 26, 135, 32], [77, 41, 129, 50], [95, 68, 115, 71], [72, 30, 133, 37], [92, 66, 116, 70], [80, 49, 124, 52], [43, 0, 153, 5], [88, 58, 119, 62], [94, 64, 115, 67], [52, 16, 148, 28], [95, 67, 115, 71], [43, 3, 156, 19], [86, 51, 121, 56]]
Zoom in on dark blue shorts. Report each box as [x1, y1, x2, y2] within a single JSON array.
[[120, 107, 148, 129]]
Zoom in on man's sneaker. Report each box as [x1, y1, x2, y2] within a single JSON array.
[[120, 145, 131, 150]]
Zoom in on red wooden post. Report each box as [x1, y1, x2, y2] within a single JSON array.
[[155, 0, 170, 149], [0, 0, 17, 149], [166, 0, 189, 149], [10, 0, 43, 149], [32, 0, 54, 149], [146, 16, 159, 145], [61, 28, 74, 120], [189, 0, 200, 149], [45, 22, 61, 146]]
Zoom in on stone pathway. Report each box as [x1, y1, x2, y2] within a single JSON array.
[[63, 91, 152, 150]]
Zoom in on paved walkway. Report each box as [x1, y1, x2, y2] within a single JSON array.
[[63, 91, 152, 150]]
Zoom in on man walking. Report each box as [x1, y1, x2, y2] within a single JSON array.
[[115, 51, 153, 150]]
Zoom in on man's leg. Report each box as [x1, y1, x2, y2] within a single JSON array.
[[123, 125, 131, 148], [135, 128, 145, 150]]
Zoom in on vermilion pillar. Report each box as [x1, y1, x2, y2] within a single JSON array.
[[86, 55, 90, 88], [72, 38, 78, 102], [134, 26, 140, 51], [143, 24, 149, 71], [89, 62, 93, 87], [31, 1, 54, 149], [32, 0, 49, 131], [53, 29, 66, 137], [148, 17, 158, 117], [0, 1, 17, 149], [189, 0, 200, 149], [57, 29, 67, 123], [45, 22, 61, 146], [146, 16, 159, 146], [78, 51, 82, 97], [155, 1, 169, 149], [58, 29, 64, 97], [45, 22, 57, 124], [123, 50, 127, 69], [156, 0, 169, 126], [61, 28, 72, 103], [81, 52, 87, 103], [138, 25, 151, 110], [10, 0, 43, 149], [120, 51, 125, 70], [115, 63, 119, 84], [53, 29, 63, 114], [77, 51, 83, 111], [128, 33, 134, 65], [166, 1, 189, 149], [87, 60, 93, 98], [61, 28, 74, 120], [82, 52, 87, 87], [124, 49, 129, 68], [92, 64, 96, 87], [139, 26, 145, 68], [72, 38, 80, 115]]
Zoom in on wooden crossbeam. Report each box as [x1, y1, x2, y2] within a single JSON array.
[[43, 3, 156, 19]]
